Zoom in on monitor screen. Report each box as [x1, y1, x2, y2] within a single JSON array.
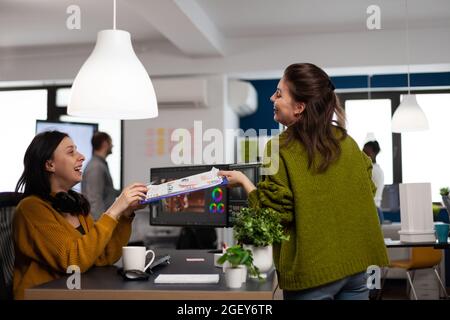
[[36, 120, 98, 192], [381, 183, 400, 212], [227, 163, 261, 203], [149, 163, 261, 227], [149, 164, 230, 227]]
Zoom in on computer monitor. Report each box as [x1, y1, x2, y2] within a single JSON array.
[[149, 163, 261, 227], [381, 183, 400, 212], [227, 163, 261, 212], [36, 120, 98, 192]]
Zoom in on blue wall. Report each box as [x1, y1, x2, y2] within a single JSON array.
[[240, 79, 279, 132]]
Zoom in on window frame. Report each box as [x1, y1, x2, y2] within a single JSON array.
[[1, 85, 449, 188], [338, 88, 450, 184], [0, 85, 124, 189]]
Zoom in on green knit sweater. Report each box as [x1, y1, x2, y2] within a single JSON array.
[[248, 129, 389, 291]]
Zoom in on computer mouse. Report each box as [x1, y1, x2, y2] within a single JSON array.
[[124, 269, 150, 280]]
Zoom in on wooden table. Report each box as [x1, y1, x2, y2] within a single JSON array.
[[24, 249, 277, 300]]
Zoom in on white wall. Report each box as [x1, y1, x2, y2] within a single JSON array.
[[122, 75, 234, 186], [1, 27, 450, 83], [122, 75, 239, 244]]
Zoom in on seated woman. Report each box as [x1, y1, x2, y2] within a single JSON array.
[[13, 131, 148, 299]]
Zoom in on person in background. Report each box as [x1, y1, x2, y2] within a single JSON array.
[[219, 63, 388, 300], [13, 131, 147, 299], [363, 140, 385, 224], [82, 131, 120, 220]]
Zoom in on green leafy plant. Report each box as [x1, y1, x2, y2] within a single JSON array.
[[433, 203, 442, 220], [217, 245, 261, 278], [440, 187, 450, 196], [232, 207, 289, 247], [440, 187, 450, 222]]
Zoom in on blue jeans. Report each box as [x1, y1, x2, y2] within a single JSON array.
[[283, 272, 369, 300], [376, 207, 384, 225]]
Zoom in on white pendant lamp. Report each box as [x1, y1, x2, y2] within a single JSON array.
[[391, 0, 428, 133], [392, 94, 428, 132], [68, 0, 158, 119]]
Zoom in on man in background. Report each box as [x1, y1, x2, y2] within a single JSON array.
[[363, 140, 385, 224], [82, 132, 120, 220]]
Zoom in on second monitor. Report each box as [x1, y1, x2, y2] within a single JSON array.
[[149, 163, 261, 227]]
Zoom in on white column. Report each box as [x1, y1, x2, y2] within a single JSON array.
[[398, 183, 435, 242]]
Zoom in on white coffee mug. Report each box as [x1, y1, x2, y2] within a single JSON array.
[[122, 246, 155, 272]]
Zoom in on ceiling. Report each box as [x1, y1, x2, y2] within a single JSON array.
[[198, 0, 450, 37], [1, 0, 449, 56]]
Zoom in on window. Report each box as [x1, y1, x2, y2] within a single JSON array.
[[345, 99, 393, 184], [401, 93, 450, 202], [0, 90, 47, 191], [56, 87, 71, 107]]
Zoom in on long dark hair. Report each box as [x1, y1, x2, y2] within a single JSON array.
[[15, 130, 90, 216], [283, 63, 347, 173]]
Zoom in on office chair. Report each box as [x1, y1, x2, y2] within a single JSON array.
[[0, 192, 23, 300], [380, 247, 448, 300]]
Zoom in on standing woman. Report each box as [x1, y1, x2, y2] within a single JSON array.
[[13, 131, 147, 299], [220, 63, 388, 300]]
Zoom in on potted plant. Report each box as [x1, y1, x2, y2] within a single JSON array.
[[232, 207, 289, 277], [440, 187, 450, 221], [217, 245, 260, 288], [432, 203, 443, 222]]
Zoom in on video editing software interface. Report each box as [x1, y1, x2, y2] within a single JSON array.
[[149, 163, 261, 227]]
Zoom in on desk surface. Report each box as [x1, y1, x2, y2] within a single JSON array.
[[384, 238, 450, 248], [24, 250, 276, 300]]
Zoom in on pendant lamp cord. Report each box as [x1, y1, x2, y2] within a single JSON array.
[[405, 0, 411, 94], [113, 0, 117, 30], [368, 75, 371, 100]]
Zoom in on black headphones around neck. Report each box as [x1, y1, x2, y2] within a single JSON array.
[[50, 190, 90, 215]]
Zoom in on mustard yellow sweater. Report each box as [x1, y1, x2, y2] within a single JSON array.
[[13, 195, 132, 299]]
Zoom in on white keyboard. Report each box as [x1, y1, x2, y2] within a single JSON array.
[[154, 274, 219, 284]]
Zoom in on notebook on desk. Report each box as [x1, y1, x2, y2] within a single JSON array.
[[154, 274, 219, 284]]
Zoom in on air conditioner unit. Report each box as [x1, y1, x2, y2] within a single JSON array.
[[228, 80, 257, 116], [152, 77, 209, 108]]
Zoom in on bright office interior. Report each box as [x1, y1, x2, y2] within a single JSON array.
[[1, 0, 450, 300]]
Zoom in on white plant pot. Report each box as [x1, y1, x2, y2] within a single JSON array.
[[238, 265, 247, 283], [225, 267, 243, 288], [221, 260, 230, 273], [244, 245, 273, 276]]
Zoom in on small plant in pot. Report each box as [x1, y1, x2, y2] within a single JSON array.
[[232, 207, 289, 277], [440, 187, 450, 221], [217, 245, 261, 288]]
